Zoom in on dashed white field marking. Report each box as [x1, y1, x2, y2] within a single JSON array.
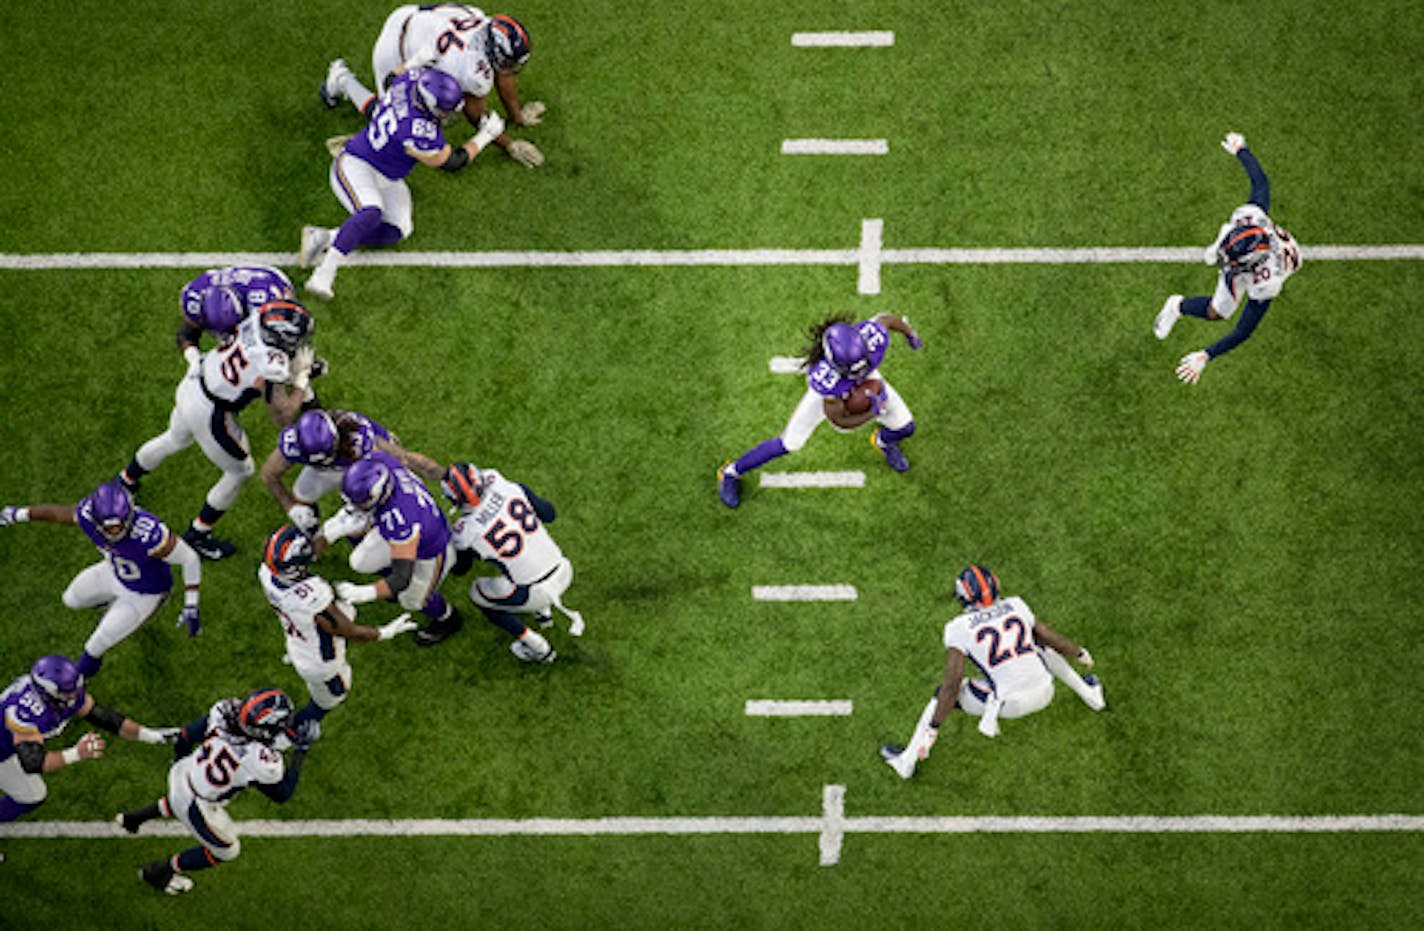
[[745, 700, 854, 717], [858, 218, 884, 294], [781, 139, 889, 156], [752, 584, 858, 602], [1, 244, 1419, 272], [768, 356, 804, 374], [759, 471, 865, 489], [8, 790, 1420, 868], [791, 31, 894, 47]]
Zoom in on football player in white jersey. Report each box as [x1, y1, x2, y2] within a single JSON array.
[[115, 687, 315, 895], [1153, 133, 1302, 384], [119, 301, 314, 560], [437, 462, 584, 662], [259, 524, 417, 729], [880, 565, 1106, 780], [320, 6, 546, 168]]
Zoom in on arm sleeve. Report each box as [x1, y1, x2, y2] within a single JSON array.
[[1237, 148, 1270, 211], [519, 484, 557, 523], [85, 703, 126, 734], [451, 547, 477, 577], [171, 715, 211, 759], [162, 537, 203, 589], [1206, 299, 1270, 359], [386, 557, 416, 594], [256, 751, 305, 803]]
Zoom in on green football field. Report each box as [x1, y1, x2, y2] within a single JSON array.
[[2, 1, 1423, 927]]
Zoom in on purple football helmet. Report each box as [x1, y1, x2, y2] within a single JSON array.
[[295, 410, 339, 465], [30, 655, 85, 711], [200, 286, 242, 334], [89, 480, 135, 542], [341, 458, 393, 511], [821, 322, 871, 380], [486, 14, 531, 72], [415, 68, 463, 119]]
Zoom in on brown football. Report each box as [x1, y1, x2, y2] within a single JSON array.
[[843, 378, 884, 415]]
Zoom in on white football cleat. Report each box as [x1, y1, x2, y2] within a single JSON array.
[[304, 268, 335, 302], [299, 226, 332, 269], [320, 58, 352, 109], [1153, 295, 1183, 340], [879, 744, 916, 780], [510, 638, 556, 664], [1082, 674, 1107, 711]]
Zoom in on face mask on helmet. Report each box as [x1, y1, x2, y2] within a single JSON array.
[[486, 14, 531, 72], [822, 322, 870, 380], [295, 410, 339, 465], [1218, 224, 1272, 271], [440, 462, 485, 509], [90, 480, 135, 542], [30, 655, 84, 711], [341, 458, 393, 511], [257, 300, 314, 355], [264, 524, 315, 583], [237, 688, 295, 745]]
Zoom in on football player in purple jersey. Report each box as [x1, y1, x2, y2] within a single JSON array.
[[300, 67, 506, 301], [317, 453, 466, 646], [717, 313, 923, 508], [0, 482, 203, 678], [1, 654, 178, 823], [259, 408, 444, 533], [177, 265, 296, 365]]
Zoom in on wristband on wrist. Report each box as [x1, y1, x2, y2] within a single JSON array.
[[16, 507, 30, 523], [61, 746, 80, 765]]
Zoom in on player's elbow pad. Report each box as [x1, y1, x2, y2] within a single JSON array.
[[387, 558, 415, 594], [440, 147, 471, 173], [16, 741, 46, 774]]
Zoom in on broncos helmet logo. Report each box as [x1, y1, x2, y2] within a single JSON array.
[[257, 300, 313, 355], [440, 462, 485, 509], [236, 687, 295, 744], [1219, 223, 1273, 271], [486, 14, 531, 72], [955, 565, 1000, 609], [263, 524, 315, 583]]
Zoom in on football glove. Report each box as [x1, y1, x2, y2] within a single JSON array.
[[291, 345, 316, 391], [1077, 647, 1095, 668], [868, 382, 889, 416], [507, 139, 545, 168], [517, 100, 547, 126], [291, 719, 321, 752], [1175, 350, 1209, 384], [472, 111, 506, 151], [287, 503, 319, 534], [1220, 132, 1246, 155], [336, 581, 379, 605], [324, 133, 353, 158], [0, 505, 26, 526], [178, 604, 202, 638], [378, 612, 418, 641], [903, 317, 924, 350], [136, 726, 182, 745], [321, 506, 369, 542]]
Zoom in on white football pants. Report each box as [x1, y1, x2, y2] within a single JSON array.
[[134, 373, 254, 512], [63, 561, 169, 657], [781, 377, 912, 452]]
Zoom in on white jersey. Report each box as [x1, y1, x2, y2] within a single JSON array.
[[1211, 203, 1302, 302], [259, 565, 350, 673], [199, 313, 291, 405], [942, 595, 1051, 697], [400, 5, 496, 99], [173, 701, 285, 804], [451, 469, 564, 584]]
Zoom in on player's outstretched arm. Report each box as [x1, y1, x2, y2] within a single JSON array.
[[0, 503, 79, 527], [1222, 132, 1270, 211], [1202, 299, 1271, 362], [872, 313, 924, 349], [376, 438, 444, 481], [259, 447, 299, 512], [78, 694, 180, 745]]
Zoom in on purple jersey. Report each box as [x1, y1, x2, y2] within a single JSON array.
[[181, 265, 296, 332], [368, 451, 450, 559], [0, 674, 84, 763], [806, 318, 891, 398], [277, 411, 392, 468], [344, 70, 448, 181], [75, 500, 174, 596]]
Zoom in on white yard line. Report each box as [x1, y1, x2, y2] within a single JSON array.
[[752, 585, 859, 602], [858, 218, 884, 294], [3, 244, 1419, 272], [745, 700, 854, 716], [758, 471, 865, 489], [781, 139, 889, 156], [791, 31, 894, 47], [768, 356, 804, 374], [6, 789, 1420, 870]]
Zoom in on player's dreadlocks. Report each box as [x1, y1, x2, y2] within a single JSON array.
[[799, 313, 856, 371], [334, 411, 367, 462]]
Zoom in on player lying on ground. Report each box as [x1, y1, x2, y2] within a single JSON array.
[[0, 481, 202, 678], [718, 313, 922, 508], [1153, 132, 1302, 384], [1, 654, 176, 822], [880, 565, 1106, 780], [116, 687, 317, 896]]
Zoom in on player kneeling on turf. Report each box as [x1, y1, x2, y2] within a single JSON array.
[[880, 565, 1106, 780], [259, 524, 417, 731], [116, 688, 316, 895]]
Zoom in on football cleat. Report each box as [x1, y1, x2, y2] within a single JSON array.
[[1153, 295, 1183, 340], [115, 811, 144, 835], [182, 528, 237, 561], [304, 271, 334, 302], [140, 863, 194, 896], [299, 226, 332, 270], [1082, 673, 1107, 712], [871, 429, 909, 473], [716, 463, 741, 509], [880, 743, 915, 780], [319, 58, 352, 109], [414, 614, 464, 648], [510, 639, 556, 664]]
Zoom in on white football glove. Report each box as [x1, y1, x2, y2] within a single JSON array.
[[1077, 647, 1095, 668], [1221, 132, 1246, 155], [136, 726, 182, 745], [507, 139, 545, 168], [325, 133, 353, 158], [517, 100, 547, 126], [336, 581, 379, 605], [1204, 243, 1221, 265], [287, 503, 319, 534], [0, 505, 27, 527], [290, 345, 315, 391], [1176, 350, 1210, 384], [378, 612, 418, 640], [472, 111, 506, 150], [321, 506, 369, 542]]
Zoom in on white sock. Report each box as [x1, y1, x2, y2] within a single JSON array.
[[1039, 646, 1101, 708]]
